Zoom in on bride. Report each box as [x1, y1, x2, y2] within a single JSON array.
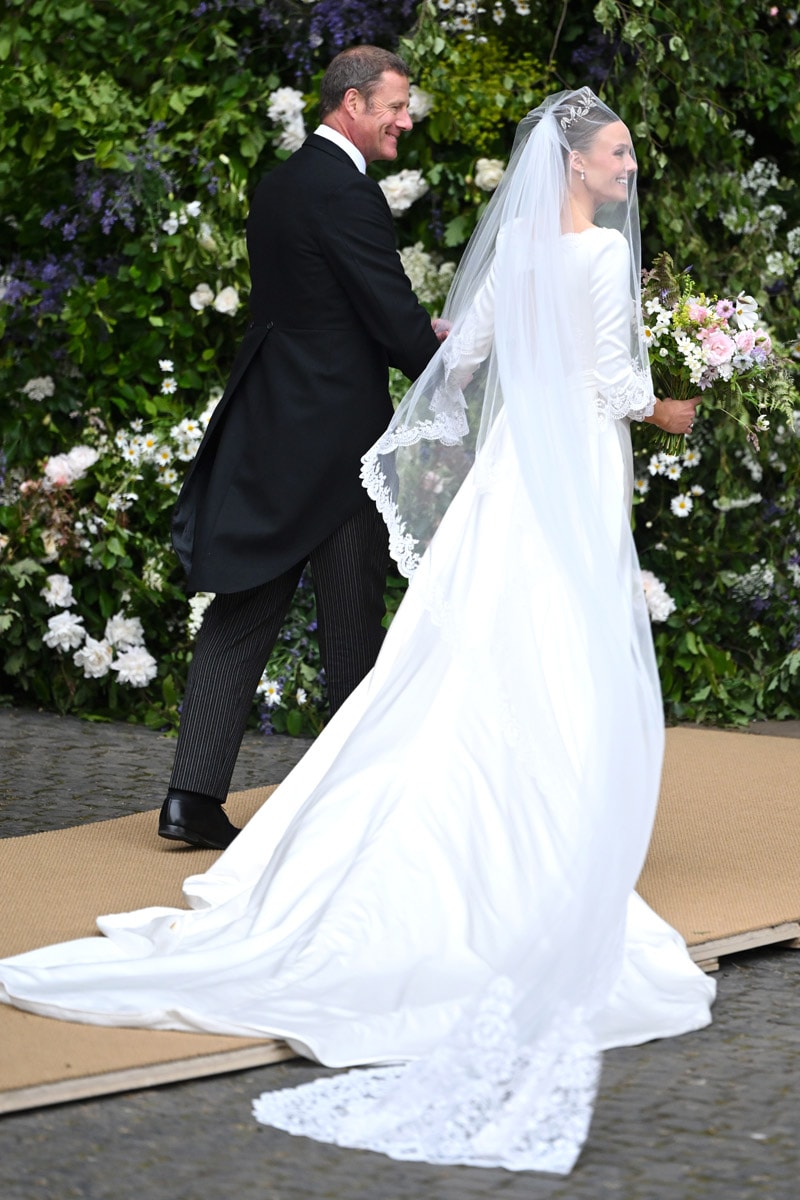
[[0, 88, 713, 1174]]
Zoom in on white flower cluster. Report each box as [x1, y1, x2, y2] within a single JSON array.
[[41, 584, 158, 687], [640, 569, 676, 622], [111, 364, 219, 487], [726, 560, 775, 601], [42, 445, 99, 490], [436, 0, 531, 34], [161, 199, 203, 237], [713, 491, 763, 512], [187, 591, 215, 637], [379, 168, 429, 217], [189, 281, 240, 315], [22, 375, 55, 402], [399, 242, 456, 305], [267, 86, 307, 153]]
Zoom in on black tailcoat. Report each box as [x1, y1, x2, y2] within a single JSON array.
[[172, 135, 439, 593]]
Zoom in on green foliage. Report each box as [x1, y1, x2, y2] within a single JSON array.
[[1, 0, 799, 733]]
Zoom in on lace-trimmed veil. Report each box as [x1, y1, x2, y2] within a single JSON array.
[[361, 86, 653, 577]]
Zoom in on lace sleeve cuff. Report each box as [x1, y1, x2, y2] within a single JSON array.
[[597, 364, 655, 423]]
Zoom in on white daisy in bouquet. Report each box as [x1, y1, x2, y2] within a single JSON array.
[[642, 252, 798, 452]]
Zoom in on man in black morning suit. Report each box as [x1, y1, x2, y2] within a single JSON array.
[[159, 45, 442, 849]]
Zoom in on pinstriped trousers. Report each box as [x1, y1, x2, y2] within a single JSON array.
[[169, 500, 390, 801]]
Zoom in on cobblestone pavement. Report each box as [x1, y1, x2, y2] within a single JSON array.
[[1, 706, 799, 1200]]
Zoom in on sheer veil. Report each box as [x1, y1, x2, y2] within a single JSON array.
[[361, 86, 653, 579], [254, 90, 673, 1173]]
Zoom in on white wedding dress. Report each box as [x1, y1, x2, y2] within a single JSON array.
[[0, 228, 715, 1174]]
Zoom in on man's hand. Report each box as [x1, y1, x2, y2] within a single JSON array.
[[645, 396, 701, 435], [431, 317, 451, 343]]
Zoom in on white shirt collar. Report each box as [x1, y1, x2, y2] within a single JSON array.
[[313, 124, 366, 175]]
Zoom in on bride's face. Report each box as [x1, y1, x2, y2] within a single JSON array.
[[576, 120, 636, 207]]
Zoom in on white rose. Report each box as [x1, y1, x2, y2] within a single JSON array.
[[267, 86, 306, 124], [111, 645, 158, 687], [277, 116, 306, 153], [474, 157, 505, 192], [40, 574, 75, 608], [104, 611, 145, 650], [43, 610, 86, 651], [74, 636, 114, 679], [66, 445, 99, 477], [42, 453, 74, 488], [640, 570, 676, 622], [378, 169, 429, 217], [184, 200, 202, 218], [408, 85, 434, 122], [161, 213, 180, 236], [189, 282, 215, 311], [213, 286, 240, 315]]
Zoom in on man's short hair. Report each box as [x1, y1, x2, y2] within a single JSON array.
[[319, 45, 409, 119]]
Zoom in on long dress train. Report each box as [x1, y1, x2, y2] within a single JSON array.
[[0, 228, 715, 1173]]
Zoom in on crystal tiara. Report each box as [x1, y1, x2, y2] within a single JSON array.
[[559, 88, 597, 130]]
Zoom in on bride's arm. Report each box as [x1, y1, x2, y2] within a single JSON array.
[[591, 234, 700, 431], [589, 233, 655, 421], [441, 262, 497, 388]]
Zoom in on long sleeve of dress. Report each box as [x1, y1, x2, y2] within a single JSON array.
[[588, 231, 655, 422]]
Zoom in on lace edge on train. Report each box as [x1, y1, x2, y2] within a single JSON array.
[[252, 978, 600, 1175]]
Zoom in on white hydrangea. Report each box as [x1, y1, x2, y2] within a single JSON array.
[[728, 560, 775, 600], [111, 646, 158, 687], [640, 570, 676, 622], [22, 375, 56, 402], [379, 169, 429, 217], [740, 158, 780, 200], [213, 286, 240, 315], [73, 636, 114, 679], [40, 574, 75, 608], [104, 611, 145, 650], [43, 610, 86, 651], [765, 250, 787, 277], [474, 158, 506, 192], [399, 242, 456, 305]]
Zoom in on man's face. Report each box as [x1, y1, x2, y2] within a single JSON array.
[[349, 71, 413, 164]]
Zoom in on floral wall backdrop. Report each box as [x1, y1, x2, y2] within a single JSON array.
[[1, 0, 798, 732]]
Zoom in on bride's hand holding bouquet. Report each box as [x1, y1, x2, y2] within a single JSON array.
[[641, 252, 798, 453]]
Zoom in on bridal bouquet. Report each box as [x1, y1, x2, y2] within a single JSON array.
[[641, 253, 798, 453]]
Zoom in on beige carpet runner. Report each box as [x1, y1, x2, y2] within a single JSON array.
[[1, 728, 799, 1114]]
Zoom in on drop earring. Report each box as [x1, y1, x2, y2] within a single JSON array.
[[580, 170, 585, 181]]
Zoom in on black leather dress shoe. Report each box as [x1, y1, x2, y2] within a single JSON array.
[[158, 790, 240, 850]]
